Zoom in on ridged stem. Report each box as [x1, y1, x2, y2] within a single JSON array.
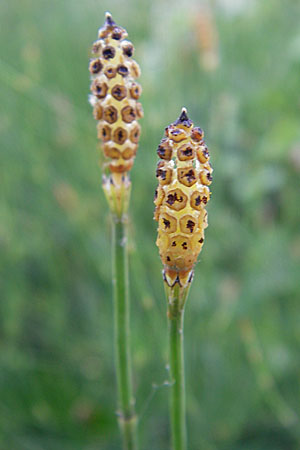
[[112, 217, 138, 450], [166, 282, 189, 450]]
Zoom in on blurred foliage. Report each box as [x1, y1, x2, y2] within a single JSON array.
[[1, 0, 300, 448]]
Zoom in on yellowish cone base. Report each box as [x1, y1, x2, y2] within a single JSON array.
[[102, 172, 131, 219], [164, 267, 193, 288]]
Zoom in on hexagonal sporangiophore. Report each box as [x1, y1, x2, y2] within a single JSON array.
[[159, 213, 177, 234], [92, 40, 102, 55], [190, 190, 209, 210], [103, 105, 118, 124], [156, 161, 173, 186], [168, 235, 191, 254], [121, 41, 134, 57], [103, 145, 121, 159], [177, 167, 197, 187], [199, 169, 213, 186], [117, 64, 129, 77], [129, 124, 141, 144], [179, 215, 197, 234], [196, 145, 210, 163], [112, 127, 128, 145], [104, 65, 117, 79], [129, 82, 142, 99], [89, 58, 103, 75], [102, 45, 116, 60], [177, 143, 195, 161], [191, 232, 205, 253], [168, 127, 187, 143], [91, 80, 108, 99], [97, 123, 111, 142], [157, 139, 173, 161], [122, 145, 137, 160], [191, 127, 204, 142], [111, 84, 127, 101], [121, 105, 136, 123], [164, 188, 188, 211], [93, 103, 103, 120], [130, 60, 141, 78]]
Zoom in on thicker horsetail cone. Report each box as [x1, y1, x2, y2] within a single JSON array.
[[154, 108, 213, 288], [89, 12, 143, 217]]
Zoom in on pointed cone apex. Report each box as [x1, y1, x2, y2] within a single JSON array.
[[105, 12, 116, 27], [179, 107, 189, 122], [174, 107, 193, 127]]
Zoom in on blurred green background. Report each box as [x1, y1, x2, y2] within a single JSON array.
[[1, 0, 300, 448]]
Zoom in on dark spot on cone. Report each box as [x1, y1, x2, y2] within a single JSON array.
[[163, 218, 170, 229]]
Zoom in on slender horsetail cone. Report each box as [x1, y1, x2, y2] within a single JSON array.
[[89, 13, 143, 216], [154, 108, 213, 288]]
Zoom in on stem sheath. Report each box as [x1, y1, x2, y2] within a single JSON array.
[[112, 217, 138, 450]]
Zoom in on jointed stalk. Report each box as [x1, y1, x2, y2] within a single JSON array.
[[112, 217, 137, 450], [167, 283, 189, 450]]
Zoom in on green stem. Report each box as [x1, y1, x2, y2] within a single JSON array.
[[167, 283, 188, 450], [112, 217, 138, 450]]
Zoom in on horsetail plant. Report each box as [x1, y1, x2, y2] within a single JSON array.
[[89, 13, 142, 450], [154, 108, 213, 450]]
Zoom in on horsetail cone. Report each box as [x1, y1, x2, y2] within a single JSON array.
[[154, 108, 213, 289], [89, 12, 143, 217]]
